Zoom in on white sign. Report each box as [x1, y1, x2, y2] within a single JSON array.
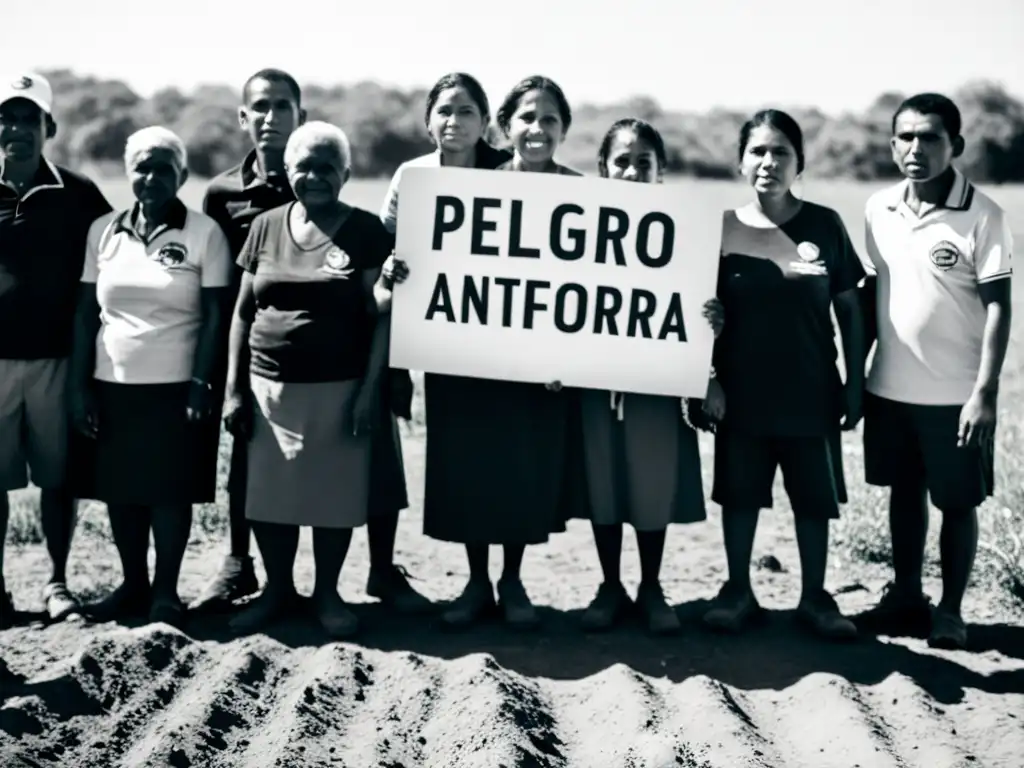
[[389, 167, 722, 399]]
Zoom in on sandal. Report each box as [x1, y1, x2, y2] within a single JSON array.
[[43, 582, 82, 623]]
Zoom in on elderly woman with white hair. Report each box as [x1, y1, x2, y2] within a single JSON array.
[[223, 121, 395, 639], [69, 126, 232, 628]]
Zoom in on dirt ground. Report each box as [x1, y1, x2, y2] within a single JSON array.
[[1, 428, 1023, 768]]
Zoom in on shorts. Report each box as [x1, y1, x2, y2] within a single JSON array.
[[0, 358, 69, 491], [863, 393, 994, 512], [711, 429, 846, 518]]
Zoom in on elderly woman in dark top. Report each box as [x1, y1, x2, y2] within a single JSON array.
[[224, 121, 394, 639]]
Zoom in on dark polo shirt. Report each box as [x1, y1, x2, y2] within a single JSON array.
[[715, 202, 866, 437], [202, 150, 295, 288], [0, 160, 112, 359]]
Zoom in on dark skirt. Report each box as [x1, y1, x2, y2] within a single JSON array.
[[577, 390, 707, 531], [368, 395, 409, 517], [422, 372, 589, 545], [86, 381, 218, 505]]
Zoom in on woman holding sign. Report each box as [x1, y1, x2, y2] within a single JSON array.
[[703, 110, 866, 640], [223, 122, 393, 639], [383, 75, 588, 631], [577, 119, 724, 635]]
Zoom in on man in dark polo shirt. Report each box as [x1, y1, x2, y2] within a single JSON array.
[[0, 72, 112, 627], [193, 68, 428, 615]]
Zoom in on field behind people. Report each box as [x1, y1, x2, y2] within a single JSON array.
[[2, 176, 1023, 767]]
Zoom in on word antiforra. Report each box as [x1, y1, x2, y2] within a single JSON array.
[[431, 196, 676, 267]]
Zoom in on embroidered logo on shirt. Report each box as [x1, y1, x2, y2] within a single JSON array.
[[320, 246, 354, 278], [929, 240, 961, 271], [11, 76, 32, 90], [155, 242, 189, 268], [797, 241, 820, 262]]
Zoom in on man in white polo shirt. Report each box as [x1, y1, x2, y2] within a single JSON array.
[[855, 93, 1013, 650]]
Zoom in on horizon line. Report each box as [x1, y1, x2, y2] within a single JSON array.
[[34, 67, 1024, 119]]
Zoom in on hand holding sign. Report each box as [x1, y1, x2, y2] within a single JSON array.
[[381, 253, 410, 289]]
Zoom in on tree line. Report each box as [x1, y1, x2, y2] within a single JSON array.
[[37, 69, 1024, 182]]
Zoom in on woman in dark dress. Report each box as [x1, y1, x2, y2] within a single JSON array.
[[382, 74, 587, 630], [576, 119, 724, 635]]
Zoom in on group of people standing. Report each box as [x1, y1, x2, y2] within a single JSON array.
[[0, 67, 1012, 654]]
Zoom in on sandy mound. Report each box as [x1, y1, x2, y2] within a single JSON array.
[[2, 622, 1022, 768]]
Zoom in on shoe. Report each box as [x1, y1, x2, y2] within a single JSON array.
[[703, 581, 763, 633], [311, 591, 359, 639], [149, 596, 187, 630], [42, 582, 82, 623], [496, 577, 539, 631], [188, 555, 260, 613], [580, 581, 631, 632], [84, 583, 151, 623], [796, 590, 858, 641], [366, 564, 433, 614], [229, 589, 300, 635], [0, 589, 16, 630], [441, 579, 496, 629], [852, 582, 933, 637], [636, 581, 681, 635], [928, 607, 968, 650]]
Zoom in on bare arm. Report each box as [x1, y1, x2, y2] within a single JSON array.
[[859, 275, 878, 367], [70, 283, 101, 392], [359, 267, 389, 397], [974, 280, 1013, 397], [834, 287, 866, 391], [226, 272, 257, 399], [191, 288, 228, 386]]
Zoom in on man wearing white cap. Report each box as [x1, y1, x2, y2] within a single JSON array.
[[0, 72, 112, 626]]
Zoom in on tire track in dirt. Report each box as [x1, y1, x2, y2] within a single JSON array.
[[2, 625, 1022, 768]]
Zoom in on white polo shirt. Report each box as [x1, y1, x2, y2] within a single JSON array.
[[862, 169, 1013, 405], [379, 151, 440, 234], [82, 201, 232, 384]]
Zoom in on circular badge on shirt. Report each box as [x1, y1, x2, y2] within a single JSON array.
[[797, 241, 820, 262], [321, 246, 354, 277], [929, 240, 961, 271], [156, 242, 188, 267], [11, 76, 32, 90]]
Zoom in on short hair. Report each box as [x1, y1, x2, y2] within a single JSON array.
[[892, 92, 962, 139], [496, 76, 572, 136], [242, 68, 302, 107], [425, 72, 491, 130], [738, 109, 805, 174], [284, 121, 352, 173], [124, 126, 188, 173], [598, 118, 668, 172]]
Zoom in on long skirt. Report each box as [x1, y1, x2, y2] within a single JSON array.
[[85, 381, 218, 506], [246, 374, 371, 529], [577, 390, 707, 531], [422, 373, 589, 545], [368, 392, 409, 518]]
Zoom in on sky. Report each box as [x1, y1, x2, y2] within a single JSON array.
[[5, 0, 1022, 115]]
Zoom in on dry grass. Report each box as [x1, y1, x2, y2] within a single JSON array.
[[6, 176, 1023, 603]]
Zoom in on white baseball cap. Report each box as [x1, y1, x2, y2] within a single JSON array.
[[0, 73, 53, 114]]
